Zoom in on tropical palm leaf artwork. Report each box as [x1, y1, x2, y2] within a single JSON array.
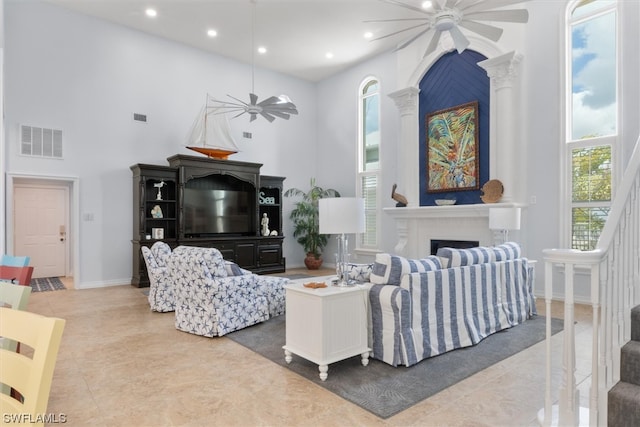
[[426, 101, 480, 192]]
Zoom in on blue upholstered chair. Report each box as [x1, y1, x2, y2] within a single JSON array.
[[141, 242, 174, 312]]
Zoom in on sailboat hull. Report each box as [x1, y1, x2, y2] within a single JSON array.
[[187, 146, 237, 160]]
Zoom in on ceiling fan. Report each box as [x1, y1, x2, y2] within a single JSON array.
[[210, 0, 298, 123], [367, 0, 530, 58]]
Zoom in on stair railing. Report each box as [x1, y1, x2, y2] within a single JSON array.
[[539, 134, 640, 427]]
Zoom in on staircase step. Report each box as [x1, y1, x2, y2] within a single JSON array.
[[632, 305, 640, 341], [609, 382, 640, 426], [621, 340, 640, 386]]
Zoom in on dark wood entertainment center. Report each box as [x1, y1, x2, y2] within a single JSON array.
[[131, 154, 285, 287]]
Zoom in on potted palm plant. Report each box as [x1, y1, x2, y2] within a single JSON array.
[[284, 178, 340, 269]]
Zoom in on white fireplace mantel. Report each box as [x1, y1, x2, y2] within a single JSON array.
[[384, 203, 519, 258]]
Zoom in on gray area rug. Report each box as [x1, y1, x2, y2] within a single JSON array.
[[227, 314, 563, 419], [30, 277, 66, 292]]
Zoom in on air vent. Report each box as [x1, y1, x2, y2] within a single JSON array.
[[20, 125, 63, 159], [243, 132, 252, 139], [133, 113, 147, 122]]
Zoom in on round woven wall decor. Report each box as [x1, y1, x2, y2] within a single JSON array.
[[480, 179, 504, 203]]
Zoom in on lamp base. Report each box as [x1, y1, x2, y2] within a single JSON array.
[[333, 278, 356, 287]]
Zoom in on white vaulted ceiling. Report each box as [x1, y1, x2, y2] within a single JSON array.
[[44, 0, 422, 82]]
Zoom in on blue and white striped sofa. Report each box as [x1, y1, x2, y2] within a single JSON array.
[[167, 246, 288, 337], [366, 242, 536, 367]]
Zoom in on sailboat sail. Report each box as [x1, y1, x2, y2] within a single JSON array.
[[186, 94, 239, 159]]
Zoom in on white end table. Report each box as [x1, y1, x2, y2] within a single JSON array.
[[283, 277, 370, 381]]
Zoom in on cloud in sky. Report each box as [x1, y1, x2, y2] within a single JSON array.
[[571, 9, 616, 139]]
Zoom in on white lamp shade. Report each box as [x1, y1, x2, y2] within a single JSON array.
[[489, 207, 521, 231], [319, 197, 365, 234]]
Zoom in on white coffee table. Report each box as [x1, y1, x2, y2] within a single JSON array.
[[282, 276, 370, 381]]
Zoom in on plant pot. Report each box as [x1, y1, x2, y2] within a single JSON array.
[[304, 253, 323, 270]]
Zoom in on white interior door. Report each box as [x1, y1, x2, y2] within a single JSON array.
[[13, 186, 68, 278]]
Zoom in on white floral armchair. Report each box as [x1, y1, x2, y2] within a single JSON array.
[[167, 246, 288, 337], [141, 241, 174, 312]]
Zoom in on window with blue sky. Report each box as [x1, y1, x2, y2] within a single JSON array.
[[358, 77, 380, 249], [567, 0, 617, 251]]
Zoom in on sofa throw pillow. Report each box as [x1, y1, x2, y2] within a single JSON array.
[[370, 254, 442, 285], [492, 242, 521, 261], [436, 246, 496, 268], [344, 263, 373, 283], [224, 261, 245, 276], [436, 242, 522, 267]]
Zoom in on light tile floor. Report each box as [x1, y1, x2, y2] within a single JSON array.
[[26, 271, 593, 427]]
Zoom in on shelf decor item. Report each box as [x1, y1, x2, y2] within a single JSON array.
[[151, 205, 163, 218], [480, 179, 504, 203], [284, 178, 340, 269], [152, 228, 164, 240], [154, 181, 166, 200], [427, 101, 479, 193]]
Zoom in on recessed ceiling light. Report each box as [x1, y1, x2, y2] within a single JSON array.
[[325, 52, 334, 59], [207, 29, 218, 38], [421, 1, 433, 9], [257, 46, 267, 54], [145, 8, 157, 18], [364, 31, 373, 39]]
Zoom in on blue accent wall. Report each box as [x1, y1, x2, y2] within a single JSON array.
[[419, 50, 489, 206]]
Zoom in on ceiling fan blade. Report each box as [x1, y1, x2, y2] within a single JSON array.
[[459, 19, 503, 41], [370, 22, 431, 42], [461, 0, 530, 15], [260, 111, 277, 122], [464, 9, 529, 23], [281, 104, 299, 114], [250, 113, 258, 122], [258, 96, 280, 106], [448, 25, 470, 53], [444, 0, 460, 8], [423, 30, 443, 57], [265, 110, 290, 120], [396, 27, 433, 51], [364, 18, 430, 23], [249, 93, 259, 105], [378, 0, 433, 15], [226, 94, 250, 106]]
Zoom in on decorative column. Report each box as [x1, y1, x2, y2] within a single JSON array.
[[478, 51, 523, 203], [388, 87, 420, 207]]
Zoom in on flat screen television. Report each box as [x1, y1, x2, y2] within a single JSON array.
[[183, 175, 256, 237]]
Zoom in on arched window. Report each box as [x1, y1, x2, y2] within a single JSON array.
[[357, 77, 380, 250], [564, 0, 617, 250]]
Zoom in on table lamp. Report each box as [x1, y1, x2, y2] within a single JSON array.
[[319, 197, 365, 286], [489, 207, 521, 245]]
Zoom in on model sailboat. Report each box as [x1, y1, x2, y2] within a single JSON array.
[[185, 94, 239, 160]]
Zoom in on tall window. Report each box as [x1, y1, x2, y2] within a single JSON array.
[[358, 77, 380, 249], [566, 0, 617, 250]]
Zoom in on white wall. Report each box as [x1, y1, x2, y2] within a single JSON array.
[[313, 50, 400, 264], [4, 1, 316, 286]]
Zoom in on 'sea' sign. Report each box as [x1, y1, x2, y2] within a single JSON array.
[[259, 191, 276, 205]]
